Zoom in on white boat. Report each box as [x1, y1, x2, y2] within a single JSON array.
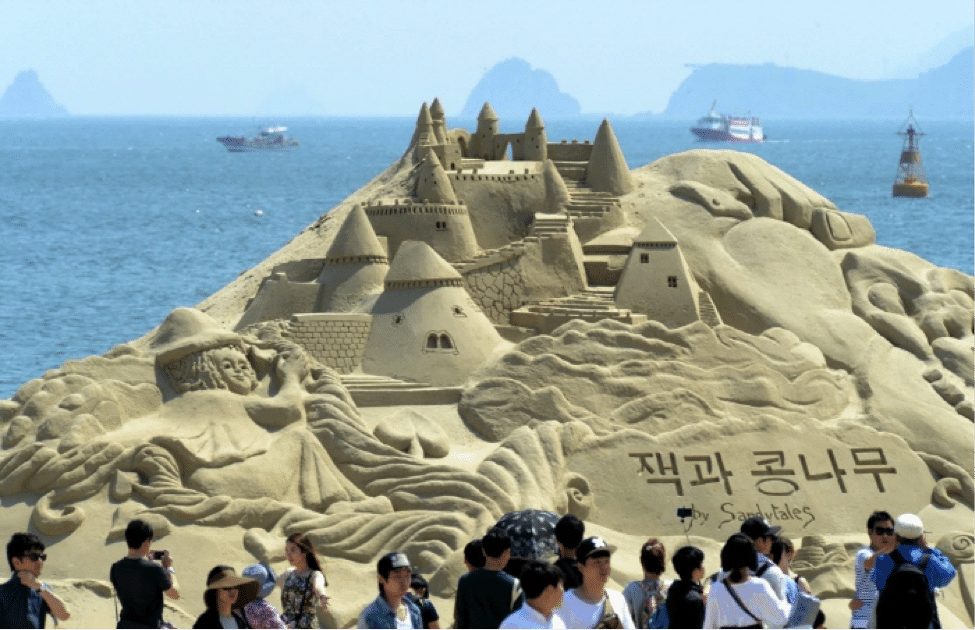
[[690, 101, 764, 142], [217, 126, 299, 152]]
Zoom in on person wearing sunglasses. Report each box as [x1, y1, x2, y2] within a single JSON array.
[[0, 532, 70, 628], [848, 510, 894, 628]]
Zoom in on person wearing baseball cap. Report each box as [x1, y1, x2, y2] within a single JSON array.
[[559, 536, 635, 629], [358, 552, 422, 629], [871, 513, 956, 628], [738, 516, 790, 603]]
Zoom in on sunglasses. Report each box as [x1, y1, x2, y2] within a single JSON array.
[[24, 552, 47, 562], [873, 527, 894, 536]]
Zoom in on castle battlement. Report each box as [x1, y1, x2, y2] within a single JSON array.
[[365, 200, 469, 216], [448, 173, 540, 183], [384, 278, 466, 290]]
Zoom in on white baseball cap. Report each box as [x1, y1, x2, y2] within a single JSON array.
[[894, 513, 924, 539]]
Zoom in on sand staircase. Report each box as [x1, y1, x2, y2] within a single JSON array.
[[340, 373, 462, 406], [551, 161, 622, 220], [451, 240, 531, 275], [697, 290, 722, 327], [510, 286, 647, 334], [530, 213, 572, 238]]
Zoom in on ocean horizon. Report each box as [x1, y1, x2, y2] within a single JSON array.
[[1, 116, 972, 398]]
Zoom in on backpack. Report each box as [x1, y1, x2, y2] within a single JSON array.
[[875, 549, 940, 629], [647, 602, 668, 629]]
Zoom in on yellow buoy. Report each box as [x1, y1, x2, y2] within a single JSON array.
[[892, 109, 928, 198]]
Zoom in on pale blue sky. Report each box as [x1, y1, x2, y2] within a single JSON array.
[[1, 0, 972, 116]]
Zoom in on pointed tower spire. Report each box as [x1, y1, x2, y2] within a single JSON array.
[[586, 118, 633, 195], [415, 147, 458, 204], [324, 204, 388, 264], [470, 102, 499, 160], [430, 97, 447, 144], [542, 159, 571, 214]]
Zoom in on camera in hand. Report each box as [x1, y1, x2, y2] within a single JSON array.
[[151, 550, 166, 560], [676, 507, 693, 519]]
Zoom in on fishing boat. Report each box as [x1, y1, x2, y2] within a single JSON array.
[[690, 101, 764, 142], [892, 110, 928, 198], [217, 126, 299, 152]]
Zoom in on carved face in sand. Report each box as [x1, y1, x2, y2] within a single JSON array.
[[212, 347, 258, 395]]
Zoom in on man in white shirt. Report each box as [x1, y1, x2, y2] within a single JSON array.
[[559, 536, 635, 629], [740, 516, 790, 602], [500, 560, 566, 629]]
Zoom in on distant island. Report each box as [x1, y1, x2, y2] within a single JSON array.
[[663, 47, 973, 119], [0, 69, 68, 117], [460, 57, 580, 120]]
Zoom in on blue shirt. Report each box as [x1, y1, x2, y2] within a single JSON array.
[[358, 594, 422, 629], [872, 544, 956, 593], [0, 572, 51, 629]]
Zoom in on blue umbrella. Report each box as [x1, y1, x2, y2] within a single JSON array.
[[494, 509, 560, 560]]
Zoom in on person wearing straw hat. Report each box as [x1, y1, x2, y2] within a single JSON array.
[[242, 563, 285, 629], [193, 565, 260, 629]]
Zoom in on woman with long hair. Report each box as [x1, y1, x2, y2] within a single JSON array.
[[277, 533, 329, 628], [193, 565, 258, 629], [703, 534, 790, 629]]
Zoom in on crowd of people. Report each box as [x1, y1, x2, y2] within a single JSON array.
[[0, 509, 958, 629]]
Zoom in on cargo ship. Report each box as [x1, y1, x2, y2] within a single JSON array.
[[690, 101, 764, 142], [217, 126, 299, 152]]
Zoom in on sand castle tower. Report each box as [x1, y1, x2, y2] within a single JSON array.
[[315, 204, 390, 313], [364, 149, 480, 262], [360, 241, 504, 386], [523, 108, 547, 162], [614, 218, 700, 327], [586, 119, 633, 195], [469, 102, 500, 160], [430, 97, 448, 145]]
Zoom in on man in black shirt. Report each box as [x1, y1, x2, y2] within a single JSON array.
[[454, 527, 524, 628], [553, 515, 584, 590], [110, 520, 180, 629]]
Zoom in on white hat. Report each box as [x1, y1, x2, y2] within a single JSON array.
[[894, 513, 924, 539]]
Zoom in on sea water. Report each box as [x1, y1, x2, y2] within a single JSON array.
[[1, 117, 972, 398]]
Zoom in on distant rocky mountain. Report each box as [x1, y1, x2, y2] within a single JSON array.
[[663, 47, 973, 119], [0, 70, 68, 117], [460, 58, 580, 120]]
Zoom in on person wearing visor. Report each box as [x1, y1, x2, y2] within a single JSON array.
[[559, 536, 634, 629], [358, 552, 422, 629]]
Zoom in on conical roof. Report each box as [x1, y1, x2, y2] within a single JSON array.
[[586, 118, 634, 195], [415, 147, 458, 204], [634, 217, 677, 246], [325, 205, 388, 262], [384, 240, 463, 287], [430, 97, 445, 120], [478, 102, 499, 121], [416, 101, 433, 126], [525, 107, 545, 129]]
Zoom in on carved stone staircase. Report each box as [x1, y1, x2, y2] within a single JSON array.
[[451, 240, 531, 275], [697, 290, 722, 327], [510, 287, 647, 334], [530, 213, 572, 238]]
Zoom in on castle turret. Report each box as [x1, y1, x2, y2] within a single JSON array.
[[315, 204, 390, 312], [409, 102, 436, 157], [523, 107, 547, 161], [360, 241, 504, 386], [430, 97, 448, 145], [415, 147, 458, 204], [542, 159, 571, 214], [470, 102, 499, 160], [586, 118, 633, 195]]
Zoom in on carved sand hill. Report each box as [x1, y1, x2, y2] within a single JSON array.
[[0, 101, 972, 628]]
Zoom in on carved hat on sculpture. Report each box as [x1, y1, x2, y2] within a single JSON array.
[[151, 307, 243, 366]]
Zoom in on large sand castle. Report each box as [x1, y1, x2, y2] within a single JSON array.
[[1, 101, 972, 628]]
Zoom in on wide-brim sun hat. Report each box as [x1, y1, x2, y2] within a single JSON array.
[[242, 562, 277, 600], [204, 568, 260, 609], [150, 307, 243, 367]]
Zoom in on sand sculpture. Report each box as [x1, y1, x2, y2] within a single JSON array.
[[0, 99, 972, 628]]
